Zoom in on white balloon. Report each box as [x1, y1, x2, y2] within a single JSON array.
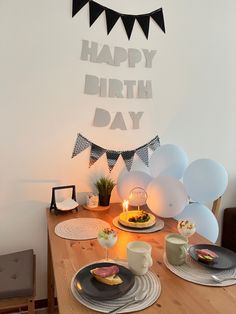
[[183, 159, 228, 203], [117, 171, 152, 205], [149, 144, 189, 179], [146, 176, 189, 218], [175, 203, 219, 243]]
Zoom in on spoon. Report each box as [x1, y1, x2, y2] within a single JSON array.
[[108, 291, 147, 314], [212, 275, 236, 283]]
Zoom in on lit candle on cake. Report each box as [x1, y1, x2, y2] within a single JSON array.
[[122, 200, 129, 220]]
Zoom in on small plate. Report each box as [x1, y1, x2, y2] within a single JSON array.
[[74, 262, 135, 300], [189, 244, 236, 270]]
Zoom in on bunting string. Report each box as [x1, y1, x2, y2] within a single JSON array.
[[72, 133, 160, 171], [72, 0, 165, 40]]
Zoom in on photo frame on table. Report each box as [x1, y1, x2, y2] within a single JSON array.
[[50, 185, 78, 214]]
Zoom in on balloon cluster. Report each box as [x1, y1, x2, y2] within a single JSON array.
[[117, 144, 228, 243]]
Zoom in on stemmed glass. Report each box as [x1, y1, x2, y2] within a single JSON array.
[[97, 228, 118, 261], [177, 219, 196, 244]]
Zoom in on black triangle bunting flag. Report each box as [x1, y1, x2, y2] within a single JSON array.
[[106, 151, 120, 172], [121, 151, 135, 171], [89, 1, 105, 27], [136, 145, 149, 167], [136, 15, 150, 39], [89, 143, 106, 167], [148, 135, 160, 151], [121, 15, 135, 40], [72, 0, 89, 17], [151, 8, 165, 33], [71, 134, 91, 158], [72, 134, 160, 171], [105, 8, 120, 35]]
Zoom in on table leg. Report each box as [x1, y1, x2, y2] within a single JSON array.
[[47, 233, 55, 313]]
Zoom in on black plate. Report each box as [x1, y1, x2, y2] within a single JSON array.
[[189, 244, 236, 270], [74, 262, 135, 300]]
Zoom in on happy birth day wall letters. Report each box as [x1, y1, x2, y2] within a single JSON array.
[[81, 40, 157, 130]]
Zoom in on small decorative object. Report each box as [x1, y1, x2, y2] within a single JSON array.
[[129, 187, 147, 210], [50, 185, 78, 214], [86, 192, 99, 209], [97, 228, 118, 260], [94, 176, 115, 207], [177, 219, 196, 240]]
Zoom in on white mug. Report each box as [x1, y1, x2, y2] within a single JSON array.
[[127, 241, 153, 275]]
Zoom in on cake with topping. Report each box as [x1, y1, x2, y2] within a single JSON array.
[[118, 210, 156, 228]]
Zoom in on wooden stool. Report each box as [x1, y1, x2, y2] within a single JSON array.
[[0, 249, 35, 314]]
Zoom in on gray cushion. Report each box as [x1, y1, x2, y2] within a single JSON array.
[[0, 249, 34, 299]]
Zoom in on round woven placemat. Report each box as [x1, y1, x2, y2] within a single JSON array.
[[55, 218, 110, 240], [164, 254, 236, 287], [71, 261, 161, 313]]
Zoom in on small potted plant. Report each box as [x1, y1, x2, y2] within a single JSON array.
[[94, 176, 115, 207]]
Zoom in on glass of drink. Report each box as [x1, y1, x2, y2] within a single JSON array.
[[97, 228, 118, 261], [177, 219, 196, 241]]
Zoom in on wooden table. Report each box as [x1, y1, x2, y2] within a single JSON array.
[[47, 204, 236, 314]]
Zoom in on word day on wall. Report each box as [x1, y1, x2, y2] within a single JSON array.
[[80, 40, 157, 130]]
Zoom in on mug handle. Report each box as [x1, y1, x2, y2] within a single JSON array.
[[144, 253, 153, 267], [179, 246, 188, 259]]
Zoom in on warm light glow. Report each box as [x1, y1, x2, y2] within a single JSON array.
[[122, 200, 129, 212], [76, 281, 82, 290]]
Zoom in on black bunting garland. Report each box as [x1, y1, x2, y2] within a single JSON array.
[[72, 133, 160, 172], [72, 0, 166, 40]]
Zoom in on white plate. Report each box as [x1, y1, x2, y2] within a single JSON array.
[[112, 216, 164, 233], [56, 198, 78, 211]]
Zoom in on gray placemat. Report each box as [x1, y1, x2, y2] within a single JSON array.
[[112, 216, 164, 233], [164, 254, 236, 287], [71, 261, 161, 313]]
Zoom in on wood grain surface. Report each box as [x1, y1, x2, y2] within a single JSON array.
[[47, 204, 236, 314]]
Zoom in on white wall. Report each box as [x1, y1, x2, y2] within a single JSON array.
[[0, 0, 236, 299]]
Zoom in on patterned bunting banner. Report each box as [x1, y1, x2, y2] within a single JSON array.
[[72, 133, 160, 171], [72, 0, 165, 39]]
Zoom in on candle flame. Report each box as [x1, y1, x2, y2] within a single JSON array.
[[122, 200, 129, 211]]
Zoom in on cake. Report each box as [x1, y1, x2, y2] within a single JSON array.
[[118, 210, 156, 228]]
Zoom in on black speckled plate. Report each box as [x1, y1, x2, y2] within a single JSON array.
[[74, 262, 135, 300], [189, 244, 236, 270]]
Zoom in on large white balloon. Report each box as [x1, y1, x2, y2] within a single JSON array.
[[146, 176, 189, 218], [117, 171, 152, 205], [149, 144, 189, 179], [175, 203, 219, 243], [183, 159, 228, 203]]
